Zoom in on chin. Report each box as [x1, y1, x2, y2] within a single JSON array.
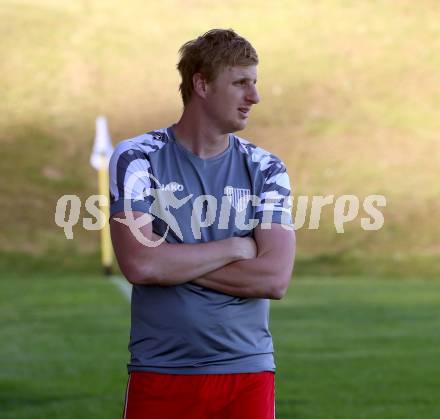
[[220, 117, 247, 134], [230, 120, 247, 133]]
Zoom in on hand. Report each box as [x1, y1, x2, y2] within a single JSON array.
[[229, 236, 257, 261]]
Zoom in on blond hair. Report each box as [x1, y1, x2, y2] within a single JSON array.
[[177, 29, 259, 105]]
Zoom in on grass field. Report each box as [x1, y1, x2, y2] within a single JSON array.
[[1, 273, 439, 419]]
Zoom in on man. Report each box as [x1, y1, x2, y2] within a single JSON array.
[[109, 29, 295, 419]]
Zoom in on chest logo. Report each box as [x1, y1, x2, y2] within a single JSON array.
[[159, 182, 184, 192], [224, 186, 251, 212]]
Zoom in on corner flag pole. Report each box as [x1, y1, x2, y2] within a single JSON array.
[[90, 116, 114, 276]]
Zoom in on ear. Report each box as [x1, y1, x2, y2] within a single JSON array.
[[192, 73, 208, 99]]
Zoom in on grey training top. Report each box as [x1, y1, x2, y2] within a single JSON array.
[[109, 126, 292, 374]]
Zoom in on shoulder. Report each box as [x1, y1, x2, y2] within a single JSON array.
[[232, 134, 287, 174], [112, 128, 169, 160]]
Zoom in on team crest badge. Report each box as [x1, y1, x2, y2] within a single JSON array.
[[224, 186, 251, 212]]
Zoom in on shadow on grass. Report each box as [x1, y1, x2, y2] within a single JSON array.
[[0, 249, 104, 279], [295, 252, 440, 278], [0, 381, 96, 410], [1, 248, 439, 280]]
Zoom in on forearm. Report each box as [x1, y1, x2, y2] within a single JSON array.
[[193, 253, 292, 300], [129, 236, 240, 286], [193, 225, 296, 299], [111, 211, 255, 286]]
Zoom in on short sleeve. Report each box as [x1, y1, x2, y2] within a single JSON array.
[[109, 141, 154, 217], [255, 160, 293, 226]]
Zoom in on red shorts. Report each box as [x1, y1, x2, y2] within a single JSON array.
[[122, 371, 275, 419]]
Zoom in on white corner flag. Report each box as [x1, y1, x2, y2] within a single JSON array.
[[90, 116, 114, 170], [90, 116, 114, 275]]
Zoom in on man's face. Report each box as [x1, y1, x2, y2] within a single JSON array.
[[204, 65, 260, 134]]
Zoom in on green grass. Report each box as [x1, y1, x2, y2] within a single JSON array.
[[272, 278, 440, 418], [1, 274, 439, 418], [0, 273, 130, 419]]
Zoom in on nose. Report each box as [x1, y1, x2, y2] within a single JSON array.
[[247, 84, 260, 105]]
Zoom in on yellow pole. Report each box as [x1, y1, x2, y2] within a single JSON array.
[[98, 154, 113, 275]]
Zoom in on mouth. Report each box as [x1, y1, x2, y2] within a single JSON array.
[[238, 107, 250, 118]]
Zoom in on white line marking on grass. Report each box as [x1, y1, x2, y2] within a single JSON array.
[[110, 276, 132, 301]]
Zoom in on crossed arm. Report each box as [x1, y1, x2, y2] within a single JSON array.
[[110, 211, 295, 300]]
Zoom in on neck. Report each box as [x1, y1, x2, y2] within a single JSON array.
[[172, 103, 230, 159]]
